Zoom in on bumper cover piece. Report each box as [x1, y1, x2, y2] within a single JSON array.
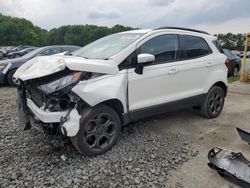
[[60, 109, 81, 137], [27, 98, 68, 123], [17, 86, 31, 130], [208, 147, 250, 188], [237, 128, 250, 144], [27, 98, 80, 137]]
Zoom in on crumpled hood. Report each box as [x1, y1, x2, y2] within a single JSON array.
[[14, 55, 119, 81]]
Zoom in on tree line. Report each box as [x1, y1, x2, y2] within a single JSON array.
[[0, 14, 134, 47], [0, 14, 247, 50]]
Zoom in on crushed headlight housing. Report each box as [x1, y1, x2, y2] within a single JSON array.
[[39, 71, 82, 94]]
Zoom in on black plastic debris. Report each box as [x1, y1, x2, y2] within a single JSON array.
[[237, 128, 250, 145], [208, 147, 250, 188]]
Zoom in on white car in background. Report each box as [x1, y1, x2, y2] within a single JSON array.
[[14, 27, 228, 156]]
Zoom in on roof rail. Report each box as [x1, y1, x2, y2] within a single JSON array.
[[154, 27, 210, 35]]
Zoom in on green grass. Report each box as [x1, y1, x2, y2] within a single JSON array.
[[228, 76, 240, 83]]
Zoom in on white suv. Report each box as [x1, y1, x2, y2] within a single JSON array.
[[14, 27, 228, 156]]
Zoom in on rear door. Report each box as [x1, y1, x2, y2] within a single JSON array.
[[176, 35, 214, 97], [128, 34, 182, 111]]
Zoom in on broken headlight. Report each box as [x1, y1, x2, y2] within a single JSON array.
[[39, 71, 82, 94]]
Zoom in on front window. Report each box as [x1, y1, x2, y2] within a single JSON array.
[[22, 47, 45, 59], [139, 34, 179, 63], [72, 33, 143, 60]]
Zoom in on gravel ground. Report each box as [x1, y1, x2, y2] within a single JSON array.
[[0, 87, 197, 188]]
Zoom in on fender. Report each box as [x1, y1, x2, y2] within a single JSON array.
[[72, 71, 128, 112], [204, 65, 228, 93]]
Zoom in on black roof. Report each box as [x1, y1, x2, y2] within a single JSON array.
[[154, 27, 210, 35]]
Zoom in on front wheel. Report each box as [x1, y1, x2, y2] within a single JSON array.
[[200, 86, 225, 119], [71, 104, 121, 156], [7, 69, 20, 87]]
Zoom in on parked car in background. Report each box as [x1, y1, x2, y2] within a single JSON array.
[[0, 45, 80, 86], [0, 50, 4, 60], [223, 49, 241, 77], [2, 46, 15, 56], [231, 50, 241, 57], [237, 51, 250, 58], [14, 27, 228, 156], [6, 45, 33, 54], [7, 47, 37, 59], [239, 51, 244, 58]]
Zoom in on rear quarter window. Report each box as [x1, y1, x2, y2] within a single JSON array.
[[181, 35, 212, 59], [212, 40, 223, 53]]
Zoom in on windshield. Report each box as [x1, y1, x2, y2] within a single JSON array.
[[22, 47, 44, 59], [72, 33, 143, 59]]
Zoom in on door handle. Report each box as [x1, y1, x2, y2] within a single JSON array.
[[206, 62, 213, 67], [168, 68, 179, 75]]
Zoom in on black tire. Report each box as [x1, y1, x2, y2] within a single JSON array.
[[233, 66, 240, 77], [71, 104, 121, 156], [200, 86, 225, 119], [14, 54, 21, 58], [7, 69, 19, 87]]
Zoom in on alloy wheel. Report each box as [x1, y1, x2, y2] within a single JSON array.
[[83, 113, 118, 151], [208, 92, 223, 115]]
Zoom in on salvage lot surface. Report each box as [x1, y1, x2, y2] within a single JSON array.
[[155, 82, 250, 188], [0, 82, 250, 187]]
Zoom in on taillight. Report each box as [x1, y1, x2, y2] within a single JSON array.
[[225, 59, 230, 69]]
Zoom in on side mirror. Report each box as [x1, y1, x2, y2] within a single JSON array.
[[135, 54, 155, 75]]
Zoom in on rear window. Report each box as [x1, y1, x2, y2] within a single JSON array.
[[223, 49, 234, 59], [63, 46, 80, 53], [181, 35, 212, 59], [212, 40, 223, 53]]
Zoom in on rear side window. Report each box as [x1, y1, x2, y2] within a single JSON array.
[[139, 34, 180, 63], [181, 35, 211, 59], [213, 40, 223, 53], [40, 48, 61, 56], [63, 46, 79, 53]]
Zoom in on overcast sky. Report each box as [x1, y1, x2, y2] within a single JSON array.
[[0, 0, 250, 34]]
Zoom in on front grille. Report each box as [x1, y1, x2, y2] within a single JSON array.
[[26, 87, 45, 107]]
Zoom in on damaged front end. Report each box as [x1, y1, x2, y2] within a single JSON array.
[[17, 68, 92, 136]]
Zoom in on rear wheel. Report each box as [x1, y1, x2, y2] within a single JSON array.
[[7, 69, 19, 87], [71, 105, 121, 156], [200, 86, 225, 119]]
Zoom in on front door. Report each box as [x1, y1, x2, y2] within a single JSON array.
[[128, 34, 182, 111]]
